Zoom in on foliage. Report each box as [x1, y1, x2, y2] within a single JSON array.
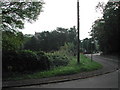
[[2, 48, 70, 73], [2, 31, 24, 51], [23, 34, 33, 44], [1, 1, 44, 31], [80, 38, 98, 53], [91, 1, 120, 54], [46, 42, 78, 68], [24, 36, 39, 51], [3, 54, 102, 81], [46, 52, 69, 68], [60, 42, 77, 56], [24, 26, 77, 52], [36, 51, 50, 70], [2, 51, 18, 72], [81, 38, 91, 53], [2, 50, 50, 73], [14, 50, 38, 72]]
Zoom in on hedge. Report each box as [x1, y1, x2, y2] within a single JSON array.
[[2, 50, 50, 73]]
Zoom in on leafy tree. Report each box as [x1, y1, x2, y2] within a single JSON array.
[[1, 1, 44, 31], [24, 26, 77, 52], [2, 31, 24, 51], [81, 38, 96, 53], [60, 42, 77, 56], [1, 1, 44, 52], [24, 36, 39, 51], [67, 26, 77, 44], [23, 34, 33, 44], [91, 1, 120, 54]]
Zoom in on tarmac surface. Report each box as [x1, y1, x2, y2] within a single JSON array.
[[20, 70, 119, 88]]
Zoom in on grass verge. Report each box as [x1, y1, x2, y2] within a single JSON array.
[[3, 54, 103, 81]]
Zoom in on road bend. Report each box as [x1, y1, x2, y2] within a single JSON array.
[[18, 54, 119, 88]]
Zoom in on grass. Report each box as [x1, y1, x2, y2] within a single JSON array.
[[3, 54, 103, 81]]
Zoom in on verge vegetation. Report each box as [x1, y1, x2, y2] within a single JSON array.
[[3, 53, 102, 81]]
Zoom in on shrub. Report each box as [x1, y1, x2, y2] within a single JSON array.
[[2, 50, 18, 72], [47, 52, 69, 68], [60, 43, 77, 56], [2, 50, 50, 73], [17, 50, 38, 72], [36, 51, 50, 71]]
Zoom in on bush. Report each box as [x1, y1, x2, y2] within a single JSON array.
[[2, 50, 50, 73], [17, 50, 38, 72], [2, 50, 69, 73], [47, 52, 69, 68], [2, 50, 18, 72], [36, 51, 50, 71]]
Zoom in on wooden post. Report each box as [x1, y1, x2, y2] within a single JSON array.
[[77, 0, 80, 64]]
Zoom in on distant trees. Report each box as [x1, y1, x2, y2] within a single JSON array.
[[90, 1, 120, 54], [80, 38, 97, 54], [24, 26, 77, 52], [81, 38, 91, 53]]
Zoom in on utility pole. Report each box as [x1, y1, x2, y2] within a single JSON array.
[[77, 0, 80, 64]]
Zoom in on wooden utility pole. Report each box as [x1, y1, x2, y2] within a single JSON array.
[[77, 0, 80, 64]]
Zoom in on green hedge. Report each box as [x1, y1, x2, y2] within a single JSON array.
[[36, 51, 50, 71], [2, 50, 50, 73], [3, 50, 69, 73]]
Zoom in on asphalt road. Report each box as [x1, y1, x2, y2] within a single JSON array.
[[21, 55, 119, 88], [22, 70, 118, 88]]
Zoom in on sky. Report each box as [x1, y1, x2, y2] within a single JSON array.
[[20, 0, 109, 40]]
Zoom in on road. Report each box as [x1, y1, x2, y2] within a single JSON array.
[[20, 54, 119, 88], [22, 70, 118, 88]]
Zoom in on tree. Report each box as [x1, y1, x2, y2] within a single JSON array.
[[24, 26, 77, 52], [2, 31, 24, 51], [1, 1, 44, 52], [1, 1, 44, 31], [91, 1, 120, 54], [81, 38, 96, 53]]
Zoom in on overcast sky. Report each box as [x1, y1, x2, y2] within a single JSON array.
[[20, 0, 109, 40]]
